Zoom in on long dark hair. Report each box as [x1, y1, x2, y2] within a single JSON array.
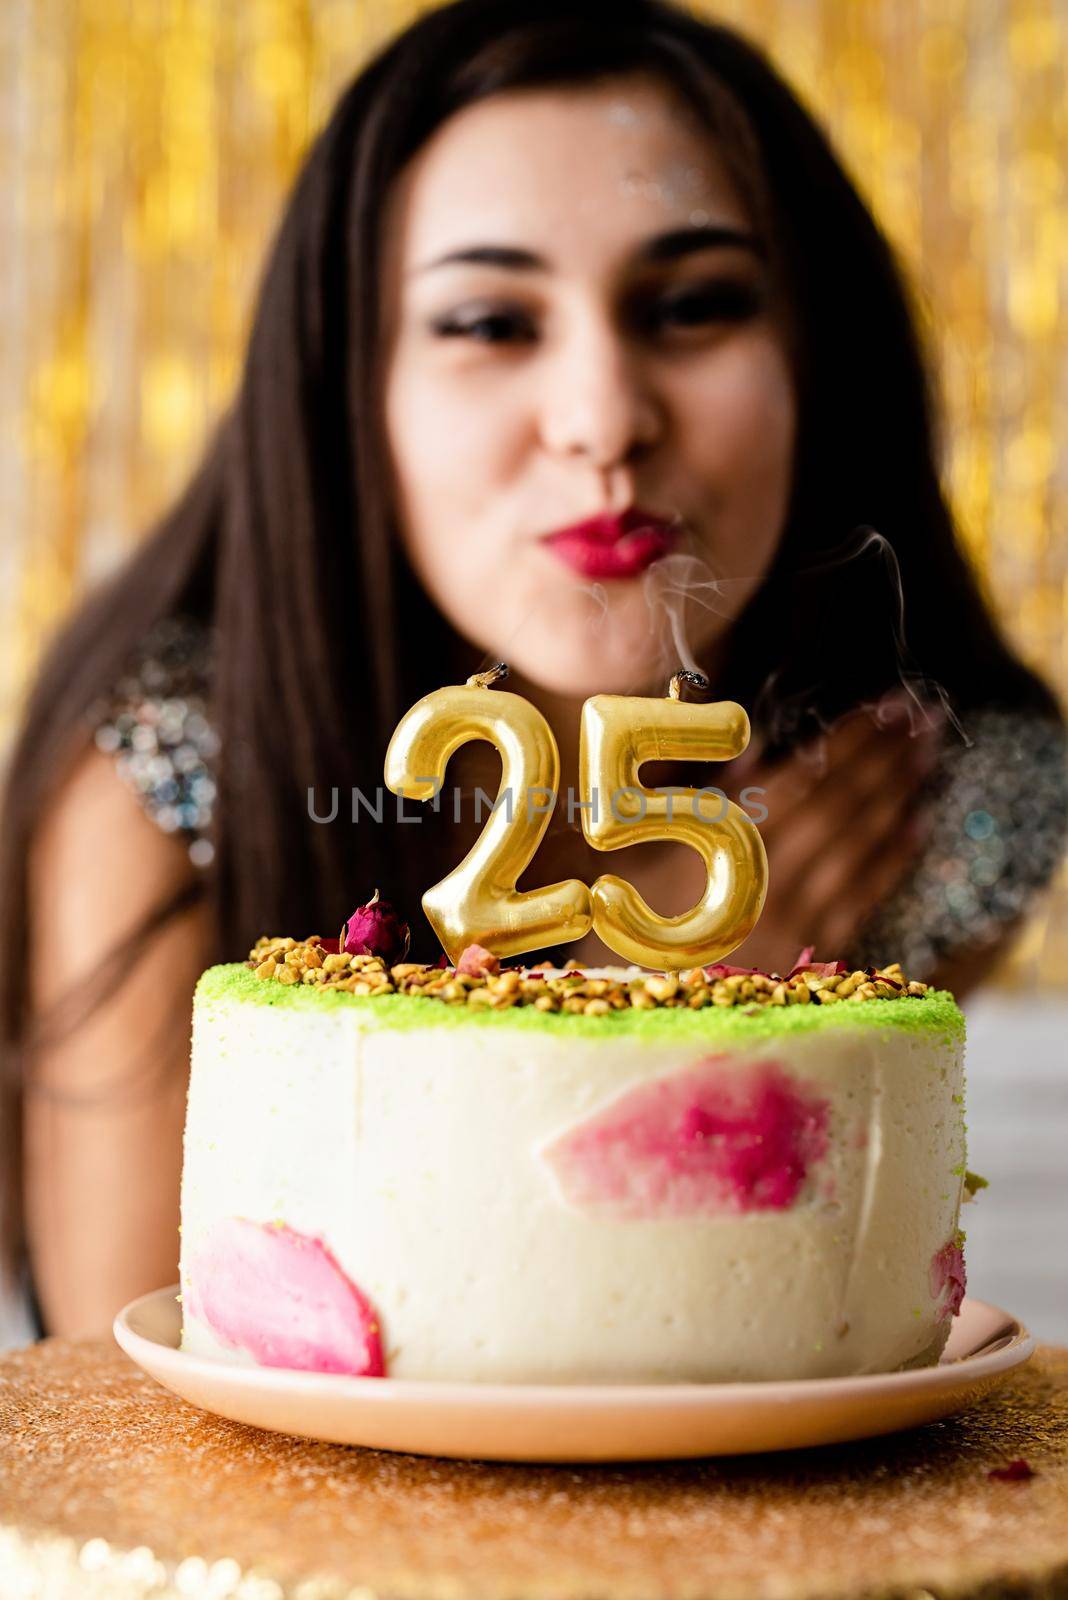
[[1, 0, 1060, 1284]]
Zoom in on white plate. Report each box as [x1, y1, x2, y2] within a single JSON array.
[[114, 1288, 1034, 1463]]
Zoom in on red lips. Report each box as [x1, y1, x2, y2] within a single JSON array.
[[541, 506, 679, 579]]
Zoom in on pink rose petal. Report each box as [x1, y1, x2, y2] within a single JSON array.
[[703, 949, 849, 982], [787, 958, 849, 979], [988, 1458, 1035, 1482], [457, 944, 500, 977]]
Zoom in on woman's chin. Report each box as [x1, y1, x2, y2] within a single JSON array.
[[504, 634, 674, 700]]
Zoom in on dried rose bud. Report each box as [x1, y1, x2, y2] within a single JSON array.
[[318, 937, 340, 954], [340, 891, 410, 964], [457, 944, 500, 977]]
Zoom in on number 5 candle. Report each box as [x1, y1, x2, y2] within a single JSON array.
[[578, 677, 768, 969]]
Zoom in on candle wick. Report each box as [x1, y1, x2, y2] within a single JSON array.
[[668, 669, 711, 703], [467, 662, 510, 690]]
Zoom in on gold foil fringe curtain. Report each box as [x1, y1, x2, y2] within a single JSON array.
[[0, 0, 1066, 977]]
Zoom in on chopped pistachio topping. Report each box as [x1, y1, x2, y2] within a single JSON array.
[[245, 936, 929, 1016]]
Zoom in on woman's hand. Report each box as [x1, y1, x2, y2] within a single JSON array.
[[725, 697, 944, 972]]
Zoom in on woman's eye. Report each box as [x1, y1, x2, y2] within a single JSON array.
[[427, 281, 762, 347], [430, 307, 536, 344], [644, 281, 763, 332]]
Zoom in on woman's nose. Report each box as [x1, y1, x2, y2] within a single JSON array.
[[538, 322, 662, 470]]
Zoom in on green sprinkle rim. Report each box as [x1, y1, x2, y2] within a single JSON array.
[[196, 963, 965, 1045]]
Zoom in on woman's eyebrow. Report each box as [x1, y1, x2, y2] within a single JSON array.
[[411, 223, 762, 276]]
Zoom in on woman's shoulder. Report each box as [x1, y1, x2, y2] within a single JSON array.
[[86, 614, 219, 869], [29, 626, 218, 1014]]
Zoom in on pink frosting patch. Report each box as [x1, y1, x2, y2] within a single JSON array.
[[541, 1057, 830, 1219], [185, 1218, 385, 1375], [929, 1234, 967, 1321]]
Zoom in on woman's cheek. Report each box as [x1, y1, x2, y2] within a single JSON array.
[[403, 372, 485, 477], [388, 377, 506, 555], [683, 337, 795, 558], [686, 334, 794, 468]]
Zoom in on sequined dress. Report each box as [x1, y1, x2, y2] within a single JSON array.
[[90, 617, 1068, 978], [89, 617, 219, 871]]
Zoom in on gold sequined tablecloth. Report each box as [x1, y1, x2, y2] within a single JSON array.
[[1, 1338, 1068, 1600]]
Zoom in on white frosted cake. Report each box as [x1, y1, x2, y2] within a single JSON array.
[[179, 937, 969, 1383]]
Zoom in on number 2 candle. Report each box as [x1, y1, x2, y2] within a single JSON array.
[[384, 665, 592, 964]]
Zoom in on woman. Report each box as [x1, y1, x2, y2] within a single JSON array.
[[1, 0, 1064, 1339]]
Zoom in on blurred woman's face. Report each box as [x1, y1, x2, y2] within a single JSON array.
[[380, 73, 795, 696]]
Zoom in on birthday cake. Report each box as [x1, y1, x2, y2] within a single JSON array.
[[179, 921, 969, 1384]]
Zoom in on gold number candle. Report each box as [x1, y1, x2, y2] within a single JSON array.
[[384, 668, 592, 963], [578, 682, 768, 969]]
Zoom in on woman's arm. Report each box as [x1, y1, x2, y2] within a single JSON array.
[[24, 744, 213, 1337]]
